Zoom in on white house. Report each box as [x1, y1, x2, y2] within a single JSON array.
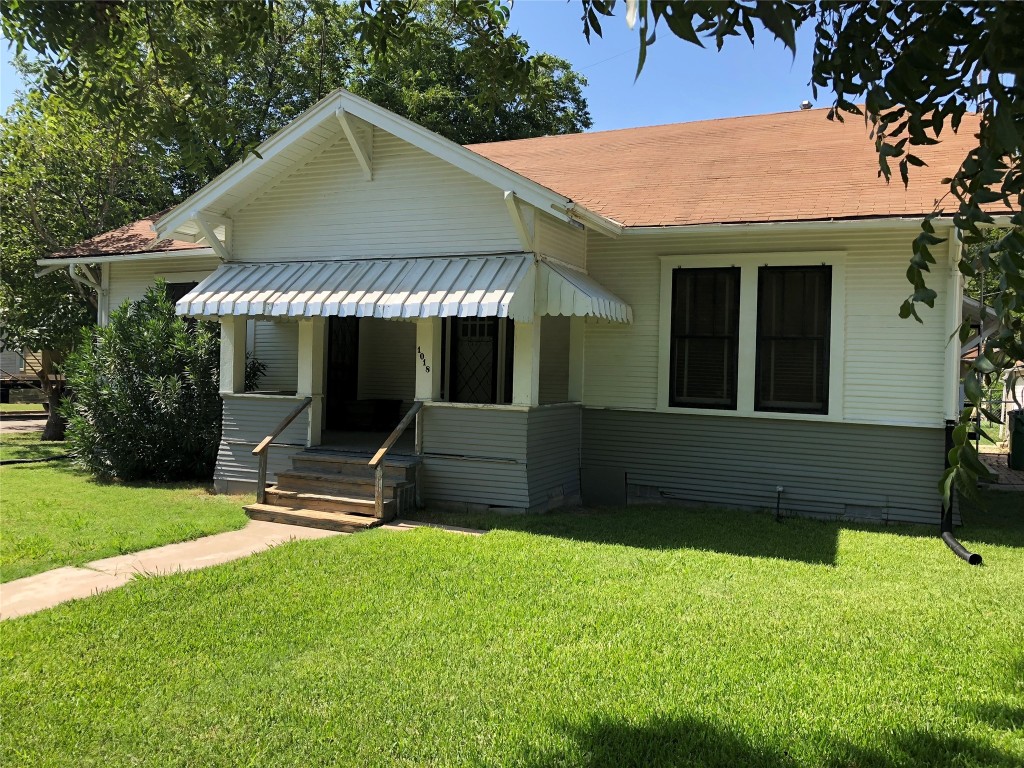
[[42, 89, 983, 528]]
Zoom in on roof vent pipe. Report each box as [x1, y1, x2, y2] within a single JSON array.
[[800, 100, 813, 110]]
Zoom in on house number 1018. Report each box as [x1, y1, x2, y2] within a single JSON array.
[[416, 346, 430, 373]]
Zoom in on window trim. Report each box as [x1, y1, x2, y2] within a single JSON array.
[[657, 252, 846, 422]]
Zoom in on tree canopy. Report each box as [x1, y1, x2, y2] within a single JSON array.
[[2, 0, 591, 188], [1, 0, 591, 437], [0, 91, 177, 437]]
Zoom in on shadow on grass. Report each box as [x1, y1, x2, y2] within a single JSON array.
[[520, 715, 796, 768], [519, 714, 1022, 768], [956, 491, 1024, 549], [412, 489, 1024, 565], [0, 434, 69, 462], [419, 506, 842, 565]]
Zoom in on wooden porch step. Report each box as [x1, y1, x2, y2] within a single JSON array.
[[291, 451, 419, 481], [244, 503, 384, 533], [275, 468, 408, 491], [265, 486, 393, 516]]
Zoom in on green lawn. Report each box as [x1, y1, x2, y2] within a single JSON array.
[[0, 437, 249, 581], [0, 402, 46, 414], [2, 495, 1022, 767], [977, 420, 1008, 454], [0, 431, 69, 462]]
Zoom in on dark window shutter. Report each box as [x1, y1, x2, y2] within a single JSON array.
[[755, 266, 832, 414], [669, 267, 740, 409]]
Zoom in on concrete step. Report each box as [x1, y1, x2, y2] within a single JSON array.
[[244, 503, 384, 533], [265, 486, 392, 516]]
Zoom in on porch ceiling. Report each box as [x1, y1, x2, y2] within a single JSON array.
[[175, 255, 632, 323]]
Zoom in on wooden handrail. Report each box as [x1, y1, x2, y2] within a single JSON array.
[[369, 400, 423, 467], [251, 396, 312, 504], [368, 400, 424, 519]]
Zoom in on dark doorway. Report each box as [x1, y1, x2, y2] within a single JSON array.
[[445, 317, 514, 404], [325, 316, 359, 430]]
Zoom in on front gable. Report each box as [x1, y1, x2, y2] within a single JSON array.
[[154, 89, 611, 260], [230, 127, 525, 261]]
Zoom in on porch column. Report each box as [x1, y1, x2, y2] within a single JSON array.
[[297, 317, 325, 445], [568, 316, 585, 402], [219, 315, 247, 395], [512, 319, 541, 406], [415, 318, 442, 400]]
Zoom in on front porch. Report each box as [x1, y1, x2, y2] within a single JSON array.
[[191, 253, 630, 520]]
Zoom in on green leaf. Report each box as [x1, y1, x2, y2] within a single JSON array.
[[964, 372, 983, 405]]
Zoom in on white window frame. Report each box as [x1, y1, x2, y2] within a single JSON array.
[[657, 251, 847, 422]]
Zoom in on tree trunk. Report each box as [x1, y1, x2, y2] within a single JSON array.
[[39, 349, 66, 442], [40, 382, 66, 441]]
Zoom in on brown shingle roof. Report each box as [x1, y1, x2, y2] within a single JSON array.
[[466, 107, 983, 228], [47, 109, 992, 260], [46, 210, 203, 259]]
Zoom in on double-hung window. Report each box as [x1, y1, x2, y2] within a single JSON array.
[[669, 267, 741, 409], [755, 266, 832, 414], [662, 256, 839, 417]]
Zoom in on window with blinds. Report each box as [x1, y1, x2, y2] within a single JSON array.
[[755, 266, 832, 414], [669, 267, 741, 409]]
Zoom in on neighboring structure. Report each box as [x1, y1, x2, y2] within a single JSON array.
[[0, 341, 26, 380], [1005, 365, 1024, 424], [0, 338, 48, 403], [42, 90, 987, 525]]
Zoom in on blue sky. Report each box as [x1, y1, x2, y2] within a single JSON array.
[[2, 0, 818, 130]]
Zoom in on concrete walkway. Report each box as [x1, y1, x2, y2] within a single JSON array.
[[980, 452, 1024, 491], [0, 521, 339, 620], [0, 416, 47, 433], [1, 519, 482, 620]]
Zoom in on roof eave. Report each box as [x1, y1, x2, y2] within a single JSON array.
[[618, 215, 962, 235], [37, 247, 217, 267]]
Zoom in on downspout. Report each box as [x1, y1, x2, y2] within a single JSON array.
[[941, 421, 983, 566]]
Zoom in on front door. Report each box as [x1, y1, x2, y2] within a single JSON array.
[[325, 316, 359, 430]]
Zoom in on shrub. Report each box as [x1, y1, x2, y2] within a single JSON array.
[[62, 283, 222, 481]]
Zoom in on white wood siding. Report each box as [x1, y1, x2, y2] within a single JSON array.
[[358, 319, 416, 402], [535, 211, 586, 269], [106, 256, 220, 310], [539, 314, 570, 404], [584, 226, 954, 428], [251, 320, 298, 392], [230, 130, 523, 261]]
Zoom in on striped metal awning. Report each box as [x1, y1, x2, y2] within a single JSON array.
[[175, 254, 632, 323]]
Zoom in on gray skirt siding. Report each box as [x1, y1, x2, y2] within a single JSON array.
[[526, 406, 581, 508], [580, 409, 946, 525], [210, 396, 947, 527], [213, 395, 310, 493], [420, 405, 529, 509], [420, 403, 581, 512]]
